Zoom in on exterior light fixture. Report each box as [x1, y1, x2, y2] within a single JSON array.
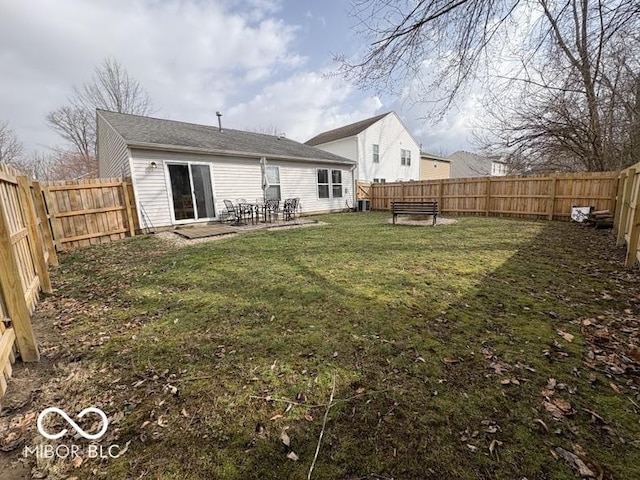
[[150, 161, 158, 169]]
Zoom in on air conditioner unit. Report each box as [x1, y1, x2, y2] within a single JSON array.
[[357, 199, 370, 212]]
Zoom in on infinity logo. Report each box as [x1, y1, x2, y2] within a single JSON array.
[[37, 407, 109, 440]]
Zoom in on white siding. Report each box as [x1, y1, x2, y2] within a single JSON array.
[[130, 148, 354, 228], [130, 149, 176, 229], [97, 113, 131, 177], [357, 113, 420, 182], [313, 137, 358, 163]]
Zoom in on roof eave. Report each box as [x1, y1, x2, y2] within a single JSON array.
[[125, 141, 356, 165]]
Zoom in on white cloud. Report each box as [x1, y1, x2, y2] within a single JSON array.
[[0, 0, 303, 150], [227, 71, 383, 142]]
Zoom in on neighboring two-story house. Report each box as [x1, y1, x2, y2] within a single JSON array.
[[305, 112, 421, 183], [448, 151, 508, 178]]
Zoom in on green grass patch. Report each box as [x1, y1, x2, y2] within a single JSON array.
[[41, 213, 640, 479]]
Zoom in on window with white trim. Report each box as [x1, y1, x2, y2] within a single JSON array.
[[266, 166, 281, 200], [401, 149, 411, 166], [317, 168, 343, 198], [373, 144, 379, 163], [332, 169, 343, 198]]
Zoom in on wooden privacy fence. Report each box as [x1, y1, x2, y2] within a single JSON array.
[[43, 178, 138, 250], [614, 162, 640, 268], [0, 163, 56, 399], [0, 164, 139, 401], [368, 172, 619, 220]]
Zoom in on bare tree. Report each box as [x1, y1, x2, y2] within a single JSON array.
[[340, 0, 640, 171], [0, 121, 24, 165], [46, 58, 153, 174], [247, 124, 283, 136]]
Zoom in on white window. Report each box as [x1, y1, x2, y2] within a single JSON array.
[[491, 162, 506, 176], [373, 144, 379, 163], [332, 170, 343, 198], [317, 168, 343, 198], [266, 166, 281, 200], [401, 149, 411, 166], [373, 178, 386, 183], [317, 169, 330, 198]]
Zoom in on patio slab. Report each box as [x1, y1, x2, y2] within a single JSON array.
[[174, 225, 239, 239]]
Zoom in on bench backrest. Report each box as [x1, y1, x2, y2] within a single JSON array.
[[391, 200, 438, 212]]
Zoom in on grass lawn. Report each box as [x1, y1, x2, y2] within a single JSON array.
[[7, 213, 640, 479]]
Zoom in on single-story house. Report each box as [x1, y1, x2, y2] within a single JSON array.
[[96, 110, 356, 229], [420, 152, 451, 180]]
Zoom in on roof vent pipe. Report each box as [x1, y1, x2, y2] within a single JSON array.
[[216, 111, 223, 132]]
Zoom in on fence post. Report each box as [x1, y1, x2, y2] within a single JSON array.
[[485, 178, 491, 216], [0, 191, 39, 362], [16, 177, 52, 294], [31, 181, 58, 266], [439, 179, 444, 213], [613, 173, 625, 235], [617, 169, 635, 247], [41, 184, 63, 251], [121, 181, 136, 237], [625, 193, 640, 268], [548, 175, 558, 220]]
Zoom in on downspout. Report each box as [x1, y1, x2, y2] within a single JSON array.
[[350, 163, 357, 211]]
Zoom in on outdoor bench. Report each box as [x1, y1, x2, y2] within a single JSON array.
[[391, 200, 439, 225]]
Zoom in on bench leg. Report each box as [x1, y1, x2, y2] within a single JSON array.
[[393, 213, 396, 224], [433, 214, 437, 226]]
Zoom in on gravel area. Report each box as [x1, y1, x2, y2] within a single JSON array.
[[386, 216, 458, 226]]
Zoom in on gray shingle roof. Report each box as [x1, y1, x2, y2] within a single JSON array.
[[305, 112, 390, 146], [97, 110, 355, 165]]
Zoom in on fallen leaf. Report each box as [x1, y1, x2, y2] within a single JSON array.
[[533, 418, 549, 432], [355, 387, 366, 394], [280, 428, 290, 447], [71, 456, 83, 468], [554, 447, 600, 478], [270, 414, 283, 421], [489, 361, 510, 374], [443, 356, 462, 364], [111, 440, 131, 459], [467, 444, 478, 452], [609, 382, 621, 393], [489, 439, 503, 457], [286, 451, 299, 461], [181, 408, 189, 418], [557, 330, 574, 342]]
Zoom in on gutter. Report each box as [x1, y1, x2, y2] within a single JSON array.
[[125, 141, 356, 166]]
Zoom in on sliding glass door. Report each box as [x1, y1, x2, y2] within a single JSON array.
[[167, 163, 216, 222]]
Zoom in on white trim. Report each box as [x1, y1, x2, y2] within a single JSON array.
[[125, 141, 356, 166], [164, 160, 218, 225]]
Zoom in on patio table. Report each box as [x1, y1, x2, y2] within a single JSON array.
[[237, 202, 256, 225]]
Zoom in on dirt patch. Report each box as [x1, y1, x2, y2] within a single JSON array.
[[387, 216, 458, 226]]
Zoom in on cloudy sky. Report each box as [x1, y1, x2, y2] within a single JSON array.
[[0, 0, 477, 156]]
